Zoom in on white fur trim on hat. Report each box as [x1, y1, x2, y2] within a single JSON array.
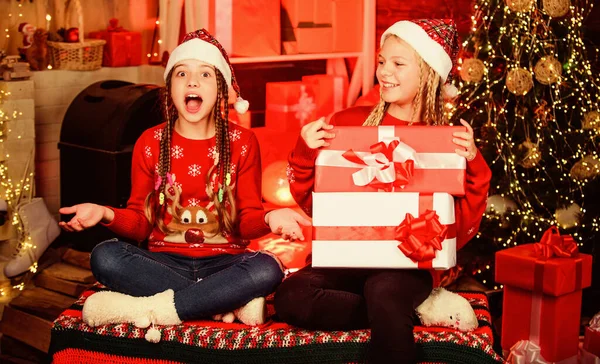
[[163, 38, 232, 86], [381, 21, 453, 83]]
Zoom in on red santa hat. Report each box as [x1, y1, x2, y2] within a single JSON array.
[[163, 29, 248, 114], [381, 19, 459, 99]]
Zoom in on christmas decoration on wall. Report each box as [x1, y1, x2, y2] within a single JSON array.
[[534, 55, 562, 85], [460, 58, 486, 83], [451, 0, 600, 290], [261, 160, 296, 207], [506, 67, 534, 95]]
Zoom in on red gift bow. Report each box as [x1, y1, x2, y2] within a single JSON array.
[[395, 210, 448, 262], [107, 18, 124, 32], [534, 226, 578, 259], [342, 140, 414, 191]]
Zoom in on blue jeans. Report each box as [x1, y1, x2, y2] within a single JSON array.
[[90, 240, 284, 321]]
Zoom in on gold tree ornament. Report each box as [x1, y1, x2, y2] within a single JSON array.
[[518, 140, 541, 168], [534, 56, 562, 85], [506, 68, 534, 95], [555, 203, 581, 229], [543, 0, 570, 17], [505, 0, 534, 12], [570, 155, 600, 180], [460, 58, 486, 83], [582, 111, 600, 130]]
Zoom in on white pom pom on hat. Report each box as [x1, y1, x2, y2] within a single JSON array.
[[164, 29, 248, 114]]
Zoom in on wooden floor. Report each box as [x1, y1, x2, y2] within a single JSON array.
[[0, 248, 93, 363]]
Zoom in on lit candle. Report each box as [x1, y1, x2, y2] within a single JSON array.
[[46, 14, 51, 31]]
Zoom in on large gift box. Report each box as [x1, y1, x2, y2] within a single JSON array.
[[89, 27, 142, 67], [208, 0, 280, 56], [312, 192, 457, 269], [312, 126, 466, 269], [315, 126, 467, 195], [496, 227, 592, 363], [265, 81, 317, 132], [302, 74, 348, 118]]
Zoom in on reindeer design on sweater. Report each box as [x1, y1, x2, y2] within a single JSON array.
[[162, 184, 227, 244]]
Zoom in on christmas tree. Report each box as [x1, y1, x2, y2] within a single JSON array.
[[450, 0, 600, 290]]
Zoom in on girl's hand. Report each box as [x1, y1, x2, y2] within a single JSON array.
[[265, 208, 311, 241], [453, 119, 478, 161], [58, 203, 113, 232], [300, 117, 335, 149]]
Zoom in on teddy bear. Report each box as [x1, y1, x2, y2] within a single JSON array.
[[416, 287, 479, 332]]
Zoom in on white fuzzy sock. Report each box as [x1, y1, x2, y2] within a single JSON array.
[[212, 312, 235, 323], [82, 290, 182, 328], [233, 297, 266, 326]]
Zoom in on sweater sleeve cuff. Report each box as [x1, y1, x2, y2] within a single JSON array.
[[100, 206, 118, 227], [290, 135, 319, 168], [466, 149, 486, 175], [241, 210, 272, 239]]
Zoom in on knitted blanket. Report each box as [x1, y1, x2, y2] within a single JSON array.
[[50, 285, 504, 364]]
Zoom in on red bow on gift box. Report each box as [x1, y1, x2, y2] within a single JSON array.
[[534, 226, 578, 259], [107, 18, 124, 32], [395, 210, 448, 263], [342, 140, 414, 191]]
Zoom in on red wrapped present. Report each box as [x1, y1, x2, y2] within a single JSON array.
[[302, 74, 348, 118], [312, 192, 456, 269], [265, 81, 317, 132], [208, 0, 279, 57], [496, 227, 592, 363], [584, 315, 600, 358], [88, 19, 141, 67], [282, 0, 333, 27], [315, 126, 467, 195]]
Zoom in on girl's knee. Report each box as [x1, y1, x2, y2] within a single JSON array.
[[247, 252, 285, 292], [90, 240, 127, 278]]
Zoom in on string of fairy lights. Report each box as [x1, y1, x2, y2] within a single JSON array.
[[0, 87, 35, 300], [449, 0, 600, 285]]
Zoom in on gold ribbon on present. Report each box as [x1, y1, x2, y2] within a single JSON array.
[[342, 139, 415, 191]]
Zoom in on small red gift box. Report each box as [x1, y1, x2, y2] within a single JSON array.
[[315, 126, 467, 195], [585, 326, 600, 358], [208, 0, 280, 56], [88, 29, 142, 67], [265, 81, 317, 132], [302, 74, 348, 118], [496, 227, 592, 363]]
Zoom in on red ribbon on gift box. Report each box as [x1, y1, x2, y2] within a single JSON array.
[[395, 210, 447, 267], [342, 140, 415, 191], [107, 18, 124, 32], [533, 226, 578, 259]]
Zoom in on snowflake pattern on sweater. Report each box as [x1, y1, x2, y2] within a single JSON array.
[[104, 122, 271, 258]]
